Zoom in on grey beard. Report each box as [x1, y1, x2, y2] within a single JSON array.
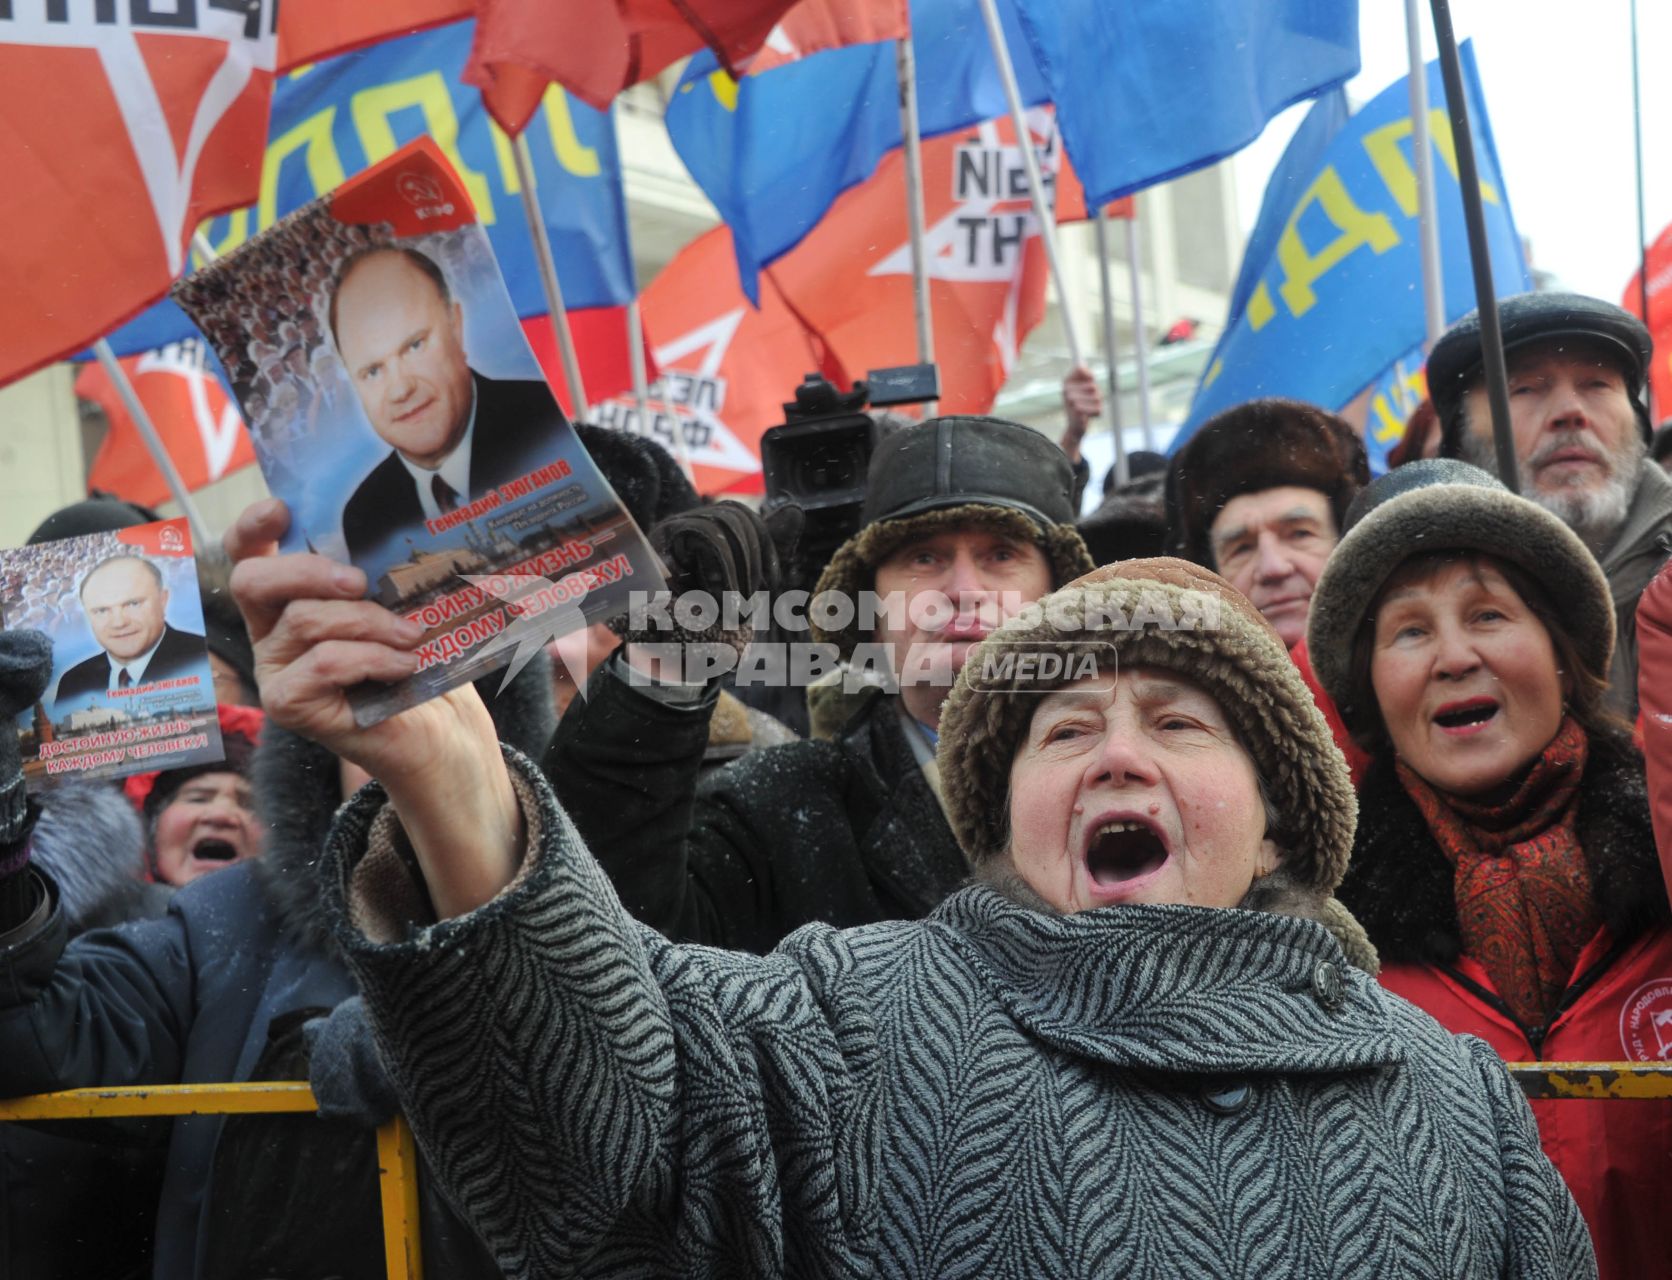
[[1459, 430, 1643, 553]]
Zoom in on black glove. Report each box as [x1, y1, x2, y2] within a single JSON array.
[[623, 501, 802, 657], [0, 629, 52, 847]]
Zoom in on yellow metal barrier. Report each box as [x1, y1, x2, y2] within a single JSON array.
[[0, 1081, 422, 1279], [1508, 1061, 1672, 1101], [4, 1063, 1669, 1277]]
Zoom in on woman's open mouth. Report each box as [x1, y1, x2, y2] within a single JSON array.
[[190, 837, 240, 863], [1084, 819, 1170, 891], [1433, 697, 1499, 735]]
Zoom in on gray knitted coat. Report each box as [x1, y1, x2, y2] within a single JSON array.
[[327, 754, 1594, 1279]]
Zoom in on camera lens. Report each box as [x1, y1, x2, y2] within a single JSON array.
[[792, 442, 862, 493]]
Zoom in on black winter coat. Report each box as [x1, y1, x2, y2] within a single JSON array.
[[544, 671, 969, 952], [0, 665, 553, 1279]]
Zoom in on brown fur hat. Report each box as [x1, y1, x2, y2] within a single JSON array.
[[1164, 398, 1370, 569], [935, 557, 1371, 966]]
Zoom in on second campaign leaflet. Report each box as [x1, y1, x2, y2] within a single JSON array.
[[174, 138, 664, 725]]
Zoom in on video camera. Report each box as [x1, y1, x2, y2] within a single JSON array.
[[761, 364, 939, 583]]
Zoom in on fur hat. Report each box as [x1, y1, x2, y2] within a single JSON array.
[[812, 417, 1095, 658], [1164, 399, 1370, 568], [1077, 472, 1167, 565], [1429, 291, 1654, 455], [1305, 458, 1615, 719], [935, 558, 1372, 970]]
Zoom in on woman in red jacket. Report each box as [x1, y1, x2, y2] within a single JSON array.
[[1639, 558, 1672, 896], [1308, 458, 1671, 1280]]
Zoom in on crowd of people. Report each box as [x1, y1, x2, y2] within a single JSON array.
[[1, 288, 1670, 1277]]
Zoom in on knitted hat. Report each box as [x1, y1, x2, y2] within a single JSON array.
[[1305, 458, 1615, 718], [1429, 292, 1654, 455], [938, 557, 1356, 898], [1164, 398, 1369, 568], [812, 417, 1095, 657]]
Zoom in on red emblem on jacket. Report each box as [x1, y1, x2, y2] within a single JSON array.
[[1619, 978, 1672, 1061]]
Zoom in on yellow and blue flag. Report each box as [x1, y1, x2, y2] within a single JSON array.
[[666, 0, 1050, 302], [1180, 41, 1529, 444], [100, 19, 633, 357]]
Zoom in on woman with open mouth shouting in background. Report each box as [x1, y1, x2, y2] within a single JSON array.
[[1308, 457, 1672, 1280]]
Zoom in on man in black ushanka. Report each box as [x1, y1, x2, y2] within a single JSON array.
[[544, 416, 1096, 952]]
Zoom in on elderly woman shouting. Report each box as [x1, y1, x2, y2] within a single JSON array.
[[227, 498, 1591, 1278], [1308, 459, 1671, 1280]]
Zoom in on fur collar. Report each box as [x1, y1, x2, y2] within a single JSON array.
[[1339, 726, 1668, 965], [250, 657, 557, 960]]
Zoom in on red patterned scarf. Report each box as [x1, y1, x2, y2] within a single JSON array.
[[1396, 717, 1600, 1031]]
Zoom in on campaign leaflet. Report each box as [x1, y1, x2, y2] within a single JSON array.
[[173, 137, 664, 726], [1, 519, 224, 789]]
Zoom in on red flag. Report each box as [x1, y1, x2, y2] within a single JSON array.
[[275, 0, 472, 71], [738, 0, 910, 76], [0, 10, 277, 388], [595, 226, 834, 496], [78, 343, 258, 508], [520, 308, 661, 415], [1623, 221, 1672, 414], [465, 0, 903, 130], [768, 108, 1077, 416]]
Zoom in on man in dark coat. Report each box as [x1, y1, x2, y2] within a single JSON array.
[[544, 416, 1094, 953], [330, 246, 569, 564], [53, 554, 205, 706]]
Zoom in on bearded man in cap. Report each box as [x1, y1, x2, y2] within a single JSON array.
[[542, 416, 1094, 953], [1164, 398, 1369, 650], [1429, 292, 1672, 716]]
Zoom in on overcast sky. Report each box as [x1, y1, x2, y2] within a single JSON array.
[[1232, 0, 1671, 303]]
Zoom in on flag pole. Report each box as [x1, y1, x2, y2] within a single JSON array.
[[1092, 209, 1128, 486], [895, 32, 937, 416], [1123, 212, 1155, 451], [93, 338, 211, 547], [1404, 0, 1445, 349], [975, 0, 1084, 371], [1427, 0, 1518, 491], [512, 134, 590, 423], [1630, 0, 1654, 419], [607, 108, 693, 481]]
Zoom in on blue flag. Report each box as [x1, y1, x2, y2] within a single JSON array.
[[1009, 0, 1360, 212], [1361, 340, 1431, 476], [1224, 88, 1349, 332], [1179, 40, 1529, 444], [98, 19, 632, 358], [666, 0, 1051, 302]]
